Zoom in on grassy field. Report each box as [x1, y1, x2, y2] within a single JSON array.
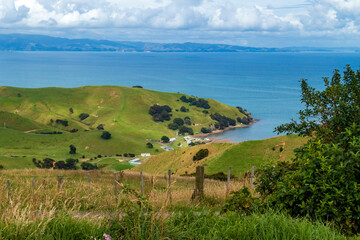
[[134, 134, 308, 177], [0, 86, 248, 167], [0, 169, 353, 239]]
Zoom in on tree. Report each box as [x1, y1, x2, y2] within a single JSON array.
[[168, 123, 179, 130], [81, 162, 98, 170], [161, 136, 170, 143], [257, 66, 360, 234], [146, 142, 153, 148], [97, 124, 104, 130], [193, 149, 209, 161], [69, 144, 77, 154], [101, 131, 111, 140], [275, 65, 360, 143], [65, 158, 77, 170], [69, 107, 74, 114], [180, 106, 187, 112], [173, 118, 184, 126], [79, 113, 90, 121]]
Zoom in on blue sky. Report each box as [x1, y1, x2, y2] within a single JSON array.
[[0, 0, 359, 47]]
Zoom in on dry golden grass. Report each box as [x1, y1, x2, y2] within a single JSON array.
[[0, 169, 254, 221]]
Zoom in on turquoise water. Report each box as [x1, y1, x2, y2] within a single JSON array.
[[0, 51, 359, 142]]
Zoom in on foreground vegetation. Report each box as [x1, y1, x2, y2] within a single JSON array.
[[0, 169, 351, 239]]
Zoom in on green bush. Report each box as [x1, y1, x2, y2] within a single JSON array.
[[222, 187, 258, 214], [259, 124, 360, 234], [193, 149, 209, 161], [161, 136, 170, 143], [146, 142, 153, 148], [101, 131, 111, 140], [78, 113, 89, 121]]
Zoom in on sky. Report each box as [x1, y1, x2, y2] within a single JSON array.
[[0, 0, 359, 47]]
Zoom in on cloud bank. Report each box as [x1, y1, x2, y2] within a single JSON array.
[[0, 0, 359, 47]]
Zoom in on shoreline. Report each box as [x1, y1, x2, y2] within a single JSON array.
[[192, 119, 260, 140]]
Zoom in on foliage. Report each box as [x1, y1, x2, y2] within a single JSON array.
[[32, 158, 55, 169], [193, 149, 209, 161], [211, 113, 236, 129], [81, 162, 98, 170], [201, 127, 212, 134], [101, 131, 111, 140], [69, 144, 76, 154], [179, 96, 211, 109], [96, 124, 104, 130], [55, 119, 68, 127], [184, 116, 191, 125], [222, 187, 258, 214], [173, 118, 184, 126], [260, 124, 360, 235], [148, 104, 172, 122], [146, 142, 153, 148], [178, 125, 193, 135], [237, 116, 252, 125], [275, 65, 360, 143], [69, 107, 73, 114], [180, 106, 188, 112], [161, 136, 170, 143], [168, 123, 179, 130], [132, 85, 143, 88], [78, 113, 90, 121]]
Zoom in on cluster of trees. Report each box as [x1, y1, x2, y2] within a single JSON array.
[[32, 158, 77, 170], [79, 113, 90, 121], [179, 125, 193, 135], [179, 96, 210, 109], [53, 119, 68, 127], [148, 104, 172, 122], [201, 127, 212, 134], [168, 117, 191, 130], [123, 153, 135, 157], [210, 113, 236, 130], [132, 85, 143, 88], [237, 115, 253, 125], [33, 157, 98, 170]]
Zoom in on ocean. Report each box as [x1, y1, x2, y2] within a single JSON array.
[[0, 51, 359, 142]]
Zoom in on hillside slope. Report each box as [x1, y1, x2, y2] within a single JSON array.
[[132, 135, 307, 177], [0, 86, 248, 167]]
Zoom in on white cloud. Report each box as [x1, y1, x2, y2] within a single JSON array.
[[0, 0, 359, 46]]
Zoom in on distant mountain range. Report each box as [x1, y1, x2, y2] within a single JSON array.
[[0, 34, 359, 53]]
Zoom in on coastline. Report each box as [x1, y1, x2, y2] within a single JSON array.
[[192, 119, 259, 140]]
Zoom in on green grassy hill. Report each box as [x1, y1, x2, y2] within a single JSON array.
[[133, 135, 308, 177], [0, 86, 248, 168]]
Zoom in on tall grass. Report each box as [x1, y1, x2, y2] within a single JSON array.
[[0, 169, 353, 239]]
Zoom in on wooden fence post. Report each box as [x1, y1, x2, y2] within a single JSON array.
[[140, 170, 144, 195], [226, 167, 231, 196], [251, 166, 255, 189], [87, 173, 91, 194], [168, 169, 172, 203], [32, 177, 35, 190], [192, 166, 204, 200], [7, 179, 12, 202], [57, 175, 63, 190], [114, 172, 118, 204]]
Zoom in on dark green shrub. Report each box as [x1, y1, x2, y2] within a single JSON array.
[[201, 127, 211, 134], [69, 144, 76, 154], [148, 105, 172, 122], [180, 106, 187, 112], [0, 164, 4, 170], [146, 142, 153, 148], [184, 116, 191, 125], [193, 149, 209, 161], [79, 113, 90, 121], [168, 123, 179, 130], [97, 124, 104, 130], [101, 131, 111, 139], [173, 118, 184, 126], [81, 162, 98, 170], [161, 136, 170, 143]]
